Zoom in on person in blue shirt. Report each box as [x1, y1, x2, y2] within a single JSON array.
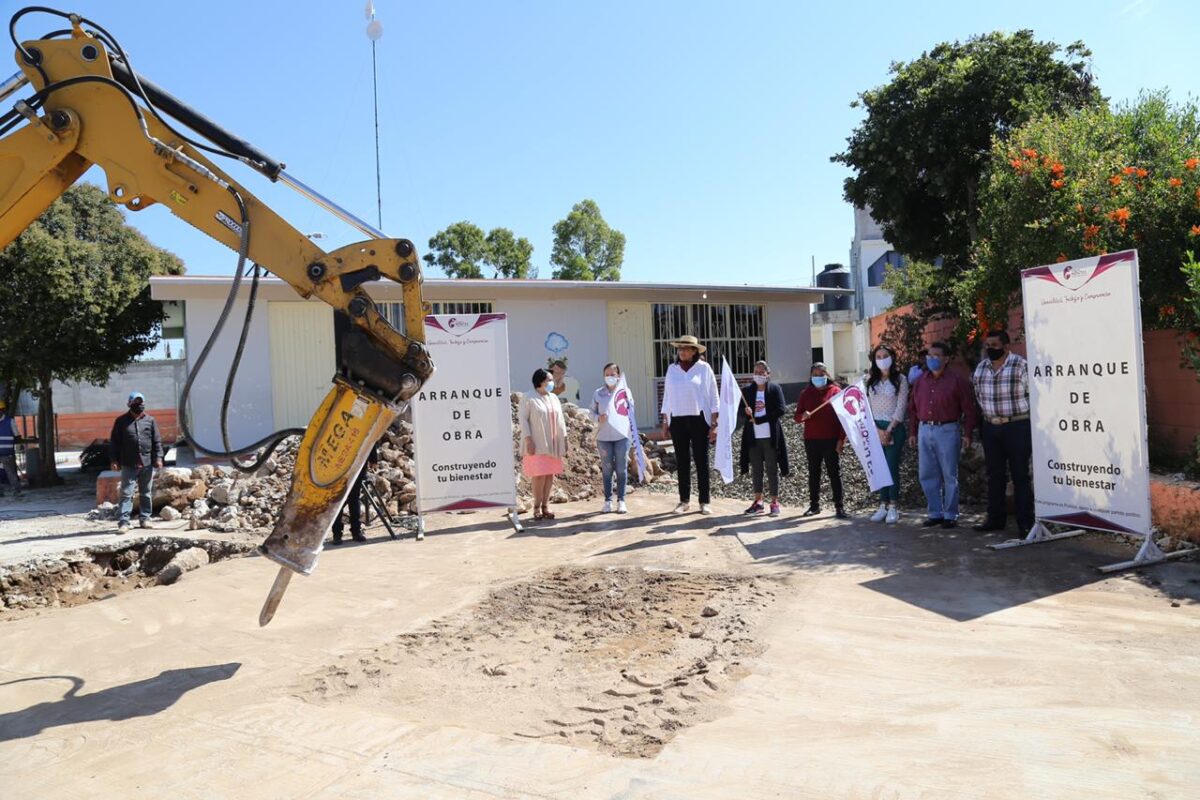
[[0, 399, 22, 497]]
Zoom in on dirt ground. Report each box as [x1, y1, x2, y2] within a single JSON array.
[[1, 493, 1199, 799]]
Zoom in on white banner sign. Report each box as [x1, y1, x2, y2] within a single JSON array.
[[831, 381, 893, 492], [1021, 250, 1151, 535], [411, 313, 516, 513]]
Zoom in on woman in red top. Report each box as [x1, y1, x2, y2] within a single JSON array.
[[794, 362, 847, 519]]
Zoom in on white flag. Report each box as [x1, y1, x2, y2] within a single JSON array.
[[830, 380, 894, 492], [715, 357, 739, 484], [604, 376, 633, 440]]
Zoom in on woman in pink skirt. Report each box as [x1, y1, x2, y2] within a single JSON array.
[[519, 368, 569, 520]]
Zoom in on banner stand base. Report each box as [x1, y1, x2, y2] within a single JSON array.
[[1096, 534, 1198, 574], [412, 506, 524, 541], [990, 521, 1086, 551]]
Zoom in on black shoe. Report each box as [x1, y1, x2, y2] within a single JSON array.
[[802, 507, 821, 517], [973, 520, 1006, 532], [921, 518, 943, 527], [331, 535, 344, 546], [941, 519, 957, 529], [835, 508, 850, 520], [351, 531, 367, 543]]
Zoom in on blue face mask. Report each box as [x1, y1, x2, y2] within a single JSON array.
[[811, 376, 828, 388], [926, 356, 943, 372], [544, 381, 555, 393]]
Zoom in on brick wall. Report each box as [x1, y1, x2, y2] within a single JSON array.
[[53, 408, 179, 449]]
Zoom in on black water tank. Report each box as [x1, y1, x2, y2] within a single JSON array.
[[816, 263, 850, 311]]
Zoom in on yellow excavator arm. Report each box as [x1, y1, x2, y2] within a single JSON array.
[[0, 8, 433, 623]]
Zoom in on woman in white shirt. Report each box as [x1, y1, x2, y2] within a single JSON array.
[[590, 363, 634, 514], [659, 335, 720, 515], [865, 344, 909, 524], [519, 368, 569, 521]]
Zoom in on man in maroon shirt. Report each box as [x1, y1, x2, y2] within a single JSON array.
[[906, 342, 977, 529], [795, 363, 847, 519]]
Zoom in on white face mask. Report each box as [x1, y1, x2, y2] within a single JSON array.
[[604, 375, 619, 387], [876, 356, 892, 370], [752, 374, 768, 385]]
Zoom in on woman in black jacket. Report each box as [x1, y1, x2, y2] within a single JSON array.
[[739, 360, 790, 516]]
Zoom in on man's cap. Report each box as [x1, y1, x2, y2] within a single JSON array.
[[127, 391, 145, 406]]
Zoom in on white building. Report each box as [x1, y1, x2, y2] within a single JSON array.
[[151, 276, 846, 452], [810, 206, 903, 380]]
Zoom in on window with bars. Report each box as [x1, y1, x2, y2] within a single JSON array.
[[378, 300, 494, 332], [651, 303, 766, 376]]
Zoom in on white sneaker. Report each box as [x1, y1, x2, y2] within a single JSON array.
[[117, 523, 130, 534], [673, 502, 690, 514], [601, 500, 612, 514], [885, 506, 899, 524], [699, 504, 713, 516], [617, 501, 627, 514], [870, 504, 888, 523]]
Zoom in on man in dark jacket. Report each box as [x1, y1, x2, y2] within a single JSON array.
[[739, 361, 790, 516], [110, 391, 163, 533]]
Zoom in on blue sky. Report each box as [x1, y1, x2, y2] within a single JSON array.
[[14, 0, 1200, 285]]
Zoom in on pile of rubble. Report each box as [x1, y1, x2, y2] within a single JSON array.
[[87, 399, 674, 533]]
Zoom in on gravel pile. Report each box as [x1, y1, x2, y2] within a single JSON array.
[[644, 403, 986, 512]]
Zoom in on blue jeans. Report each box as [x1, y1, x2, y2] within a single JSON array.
[[119, 465, 154, 524], [917, 422, 960, 520], [598, 438, 630, 501]]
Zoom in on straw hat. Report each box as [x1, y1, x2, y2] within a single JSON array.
[[668, 335, 706, 353]]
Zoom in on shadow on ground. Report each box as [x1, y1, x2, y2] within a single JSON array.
[[0, 662, 240, 742], [713, 514, 1200, 622]]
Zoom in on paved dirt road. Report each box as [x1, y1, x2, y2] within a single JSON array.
[[1, 495, 1198, 798]]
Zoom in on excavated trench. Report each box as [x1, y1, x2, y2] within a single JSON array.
[[0, 537, 257, 617]]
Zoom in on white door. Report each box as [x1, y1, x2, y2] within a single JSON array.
[[607, 302, 655, 429], [268, 302, 337, 429]]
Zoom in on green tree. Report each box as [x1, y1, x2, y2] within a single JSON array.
[[0, 184, 184, 485], [424, 221, 534, 278], [550, 199, 625, 281], [423, 221, 489, 279], [833, 30, 1101, 288], [484, 227, 535, 278], [964, 92, 1200, 336]]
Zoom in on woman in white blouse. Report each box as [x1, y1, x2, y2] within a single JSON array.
[[865, 344, 909, 524], [659, 335, 720, 515]]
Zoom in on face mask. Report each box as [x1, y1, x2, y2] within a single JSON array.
[[876, 356, 893, 370], [604, 375, 619, 387], [811, 376, 828, 388], [986, 347, 1006, 361], [130, 402, 145, 413], [926, 356, 943, 372], [544, 381, 554, 393], [753, 375, 768, 385]]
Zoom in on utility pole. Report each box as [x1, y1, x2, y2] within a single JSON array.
[[366, 2, 384, 230]]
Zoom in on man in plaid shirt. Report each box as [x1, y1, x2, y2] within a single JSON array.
[[971, 329, 1034, 535]]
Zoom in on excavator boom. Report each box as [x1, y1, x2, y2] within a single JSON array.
[[0, 9, 433, 623]]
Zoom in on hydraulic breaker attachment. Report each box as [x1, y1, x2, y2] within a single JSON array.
[[258, 378, 401, 625]]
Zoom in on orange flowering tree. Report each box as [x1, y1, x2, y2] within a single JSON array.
[[963, 92, 1200, 343]]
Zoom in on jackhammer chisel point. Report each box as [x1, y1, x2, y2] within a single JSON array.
[[259, 566, 294, 627]]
